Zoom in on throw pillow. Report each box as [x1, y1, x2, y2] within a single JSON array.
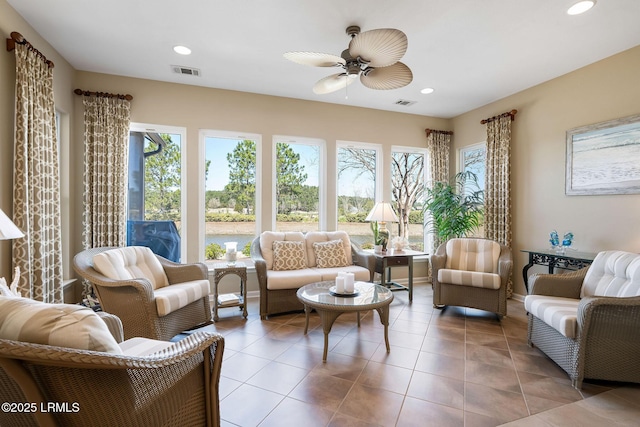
[[272, 240, 307, 271], [313, 239, 349, 268], [0, 296, 123, 354]]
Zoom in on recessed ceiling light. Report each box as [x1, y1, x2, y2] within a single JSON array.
[[567, 1, 595, 15], [420, 87, 434, 94], [173, 45, 192, 55]]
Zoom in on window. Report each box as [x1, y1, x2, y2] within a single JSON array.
[[459, 142, 486, 194], [127, 124, 185, 262], [336, 141, 381, 248], [202, 131, 261, 264], [391, 147, 428, 251], [273, 136, 324, 232]]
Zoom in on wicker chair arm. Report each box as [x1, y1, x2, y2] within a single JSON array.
[[351, 242, 376, 281], [578, 295, 640, 325], [529, 267, 588, 297], [0, 332, 224, 370], [157, 256, 208, 283], [497, 245, 513, 285], [96, 312, 125, 343], [430, 243, 447, 280], [250, 237, 268, 290]]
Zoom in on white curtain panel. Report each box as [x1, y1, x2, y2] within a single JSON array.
[[12, 43, 63, 302]]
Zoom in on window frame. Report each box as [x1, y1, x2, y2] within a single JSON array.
[[391, 144, 429, 252], [199, 129, 262, 262], [129, 122, 187, 261], [272, 135, 326, 231]]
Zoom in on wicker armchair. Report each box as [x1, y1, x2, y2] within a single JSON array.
[[525, 250, 640, 389], [431, 238, 512, 317], [74, 247, 212, 341], [0, 312, 224, 427]]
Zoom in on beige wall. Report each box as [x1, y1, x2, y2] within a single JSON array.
[[2, 0, 639, 299], [0, 0, 75, 282], [451, 45, 640, 296]]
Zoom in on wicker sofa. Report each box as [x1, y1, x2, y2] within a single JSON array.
[[525, 250, 640, 389], [251, 231, 375, 319], [0, 295, 224, 427]]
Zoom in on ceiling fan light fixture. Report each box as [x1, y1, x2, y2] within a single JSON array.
[[567, 1, 595, 15]]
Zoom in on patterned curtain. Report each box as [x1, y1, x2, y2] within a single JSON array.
[[485, 114, 514, 297], [81, 95, 131, 257], [12, 44, 63, 302], [426, 130, 451, 254]]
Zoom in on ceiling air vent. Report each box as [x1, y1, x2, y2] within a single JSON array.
[[172, 65, 201, 77], [394, 99, 416, 107]]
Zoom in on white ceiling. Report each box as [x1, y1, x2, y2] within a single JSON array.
[[8, 0, 640, 118]]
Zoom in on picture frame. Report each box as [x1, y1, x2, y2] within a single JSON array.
[[566, 113, 640, 195]]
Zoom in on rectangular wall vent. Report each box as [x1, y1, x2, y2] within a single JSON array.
[[172, 65, 201, 77], [394, 99, 416, 106]]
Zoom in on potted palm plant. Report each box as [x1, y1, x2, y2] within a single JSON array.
[[423, 171, 484, 242]]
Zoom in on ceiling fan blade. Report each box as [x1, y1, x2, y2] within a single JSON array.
[[283, 52, 346, 67], [360, 62, 413, 90], [348, 28, 408, 68], [313, 73, 356, 94]]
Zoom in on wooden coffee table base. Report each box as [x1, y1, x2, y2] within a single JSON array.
[[297, 281, 394, 362]]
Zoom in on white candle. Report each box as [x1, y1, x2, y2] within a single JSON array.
[[335, 276, 345, 293], [345, 273, 355, 293]]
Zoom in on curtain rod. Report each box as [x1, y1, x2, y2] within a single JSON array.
[[74, 89, 133, 101], [6, 31, 54, 68], [425, 129, 453, 137], [481, 109, 518, 124]]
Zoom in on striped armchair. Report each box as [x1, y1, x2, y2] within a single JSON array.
[[74, 246, 212, 341], [431, 238, 513, 317], [525, 250, 640, 389]]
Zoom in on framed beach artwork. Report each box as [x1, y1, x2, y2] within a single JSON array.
[[566, 114, 640, 195]]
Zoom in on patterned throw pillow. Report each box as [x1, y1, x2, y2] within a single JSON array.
[[0, 296, 123, 354], [313, 240, 349, 268], [272, 241, 307, 271]]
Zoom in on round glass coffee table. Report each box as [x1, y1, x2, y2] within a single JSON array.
[[296, 281, 394, 362]]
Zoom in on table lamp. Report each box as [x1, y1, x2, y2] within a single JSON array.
[[0, 209, 25, 292], [365, 202, 399, 252]]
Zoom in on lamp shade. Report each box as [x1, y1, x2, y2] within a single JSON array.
[[0, 209, 25, 240], [365, 202, 399, 223]]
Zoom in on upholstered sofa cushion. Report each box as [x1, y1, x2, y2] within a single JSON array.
[[154, 279, 211, 316], [0, 296, 122, 354], [93, 246, 169, 290], [581, 250, 640, 298], [437, 269, 501, 289], [305, 231, 353, 267], [524, 295, 581, 338], [444, 238, 500, 273], [272, 240, 307, 271], [313, 239, 349, 268], [119, 337, 175, 356], [259, 231, 305, 270]]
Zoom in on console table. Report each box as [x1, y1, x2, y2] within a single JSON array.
[[373, 249, 427, 302], [521, 249, 597, 293]]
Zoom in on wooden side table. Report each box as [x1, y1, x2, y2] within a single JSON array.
[[212, 262, 248, 321], [373, 249, 427, 302]]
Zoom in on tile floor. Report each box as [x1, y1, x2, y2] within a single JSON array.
[[205, 284, 640, 426]]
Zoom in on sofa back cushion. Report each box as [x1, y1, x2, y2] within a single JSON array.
[[582, 250, 640, 298], [93, 246, 169, 290], [0, 296, 122, 354], [260, 231, 305, 270], [444, 238, 500, 273], [313, 239, 350, 268], [272, 240, 307, 271], [306, 231, 353, 267]]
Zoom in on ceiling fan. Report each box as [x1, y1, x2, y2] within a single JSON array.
[[284, 25, 413, 95]]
